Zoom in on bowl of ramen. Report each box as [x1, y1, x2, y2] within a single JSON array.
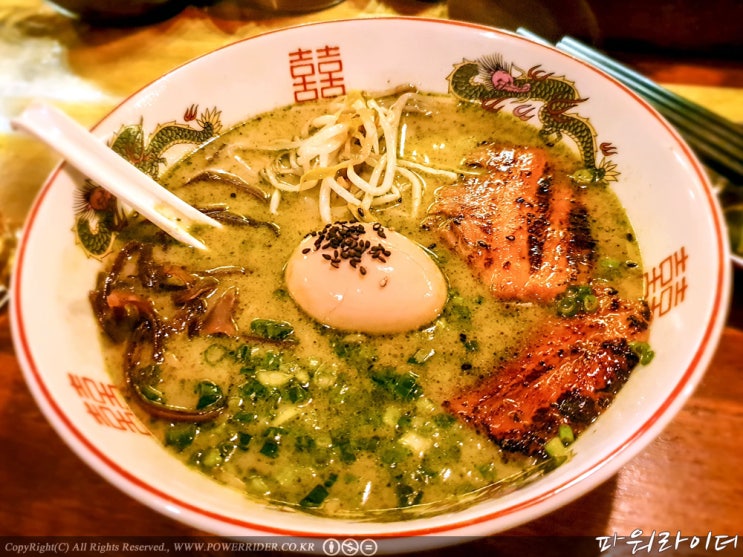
[[11, 17, 730, 550]]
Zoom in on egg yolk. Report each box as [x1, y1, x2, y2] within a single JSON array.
[[285, 222, 448, 334]]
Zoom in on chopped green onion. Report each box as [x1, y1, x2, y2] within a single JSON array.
[[433, 413, 457, 428], [629, 341, 655, 365], [298, 474, 337, 508], [598, 257, 621, 279], [240, 378, 269, 401], [463, 338, 480, 352], [273, 288, 289, 300], [556, 285, 599, 317], [232, 410, 257, 423], [260, 438, 280, 458], [256, 370, 292, 388], [295, 435, 316, 452], [333, 435, 357, 464], [444, 293, 472, 324], [258, 350, 283, 370], [581, 293, 598, 313], [165, 423, 197, 451], [259, 427, 285, 458], [371, 368, 423, 401], [399, 431, 432, 454], [556, 296, 579, 317], [380, 444, 411, 466], [396, 484, 424, 507], [396, 413, 413, 431], [219, 442, 236, 460], [407, 348, 435, 365], [200, 447, 223, 469], [203, 343, 230, 365], [195, 380, 223, 410], [544, 436, 569, 460], [286, 381, 310, 403], [477, 462, 497, 482], [250, 318, 295, 340], [271, 406, 300, 427], [237, 432, 252, 450], [300, 484, 330, 508], [137, 383, 164, 403], [558, 424, 575, 445], [396, 372, 423, 400], [234, 344, 254, 364], [332, 335, 377, 371]]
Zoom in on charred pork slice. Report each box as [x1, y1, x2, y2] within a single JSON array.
[[427, 144, 595, 302], [443, 288, 651, 456]]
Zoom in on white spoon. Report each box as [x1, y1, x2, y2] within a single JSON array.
[[12, 101, 221, 250]]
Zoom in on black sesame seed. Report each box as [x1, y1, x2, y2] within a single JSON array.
[[307, 221, 393, 275]]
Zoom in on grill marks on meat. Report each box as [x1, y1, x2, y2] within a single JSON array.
[[426, 144, 596, 302], [427, 144, 650, 456], [443, 288, 651, 456]]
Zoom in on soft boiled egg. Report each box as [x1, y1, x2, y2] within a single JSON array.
[[285, 222, 448, 334]]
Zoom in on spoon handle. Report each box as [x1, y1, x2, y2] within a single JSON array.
[[11, 101, 221, 250]]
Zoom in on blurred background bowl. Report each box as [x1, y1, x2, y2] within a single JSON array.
[[45, 0, 189, 26]]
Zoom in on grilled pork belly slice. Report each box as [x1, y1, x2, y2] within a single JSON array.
[[443, 287, 651, 456], [426, 144, 596, 302]]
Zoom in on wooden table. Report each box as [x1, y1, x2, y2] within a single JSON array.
[[1, 1, 742, 554]]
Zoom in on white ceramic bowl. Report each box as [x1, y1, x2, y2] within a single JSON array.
[[10, 18, 730, 551]]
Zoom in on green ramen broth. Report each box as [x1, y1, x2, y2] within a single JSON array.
[[96, 91, 645, 519]]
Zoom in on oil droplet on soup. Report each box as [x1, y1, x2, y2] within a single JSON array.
[[285, 222, 448, 334]]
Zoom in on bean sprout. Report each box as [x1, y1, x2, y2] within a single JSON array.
[[261, 89, 454, 223]]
